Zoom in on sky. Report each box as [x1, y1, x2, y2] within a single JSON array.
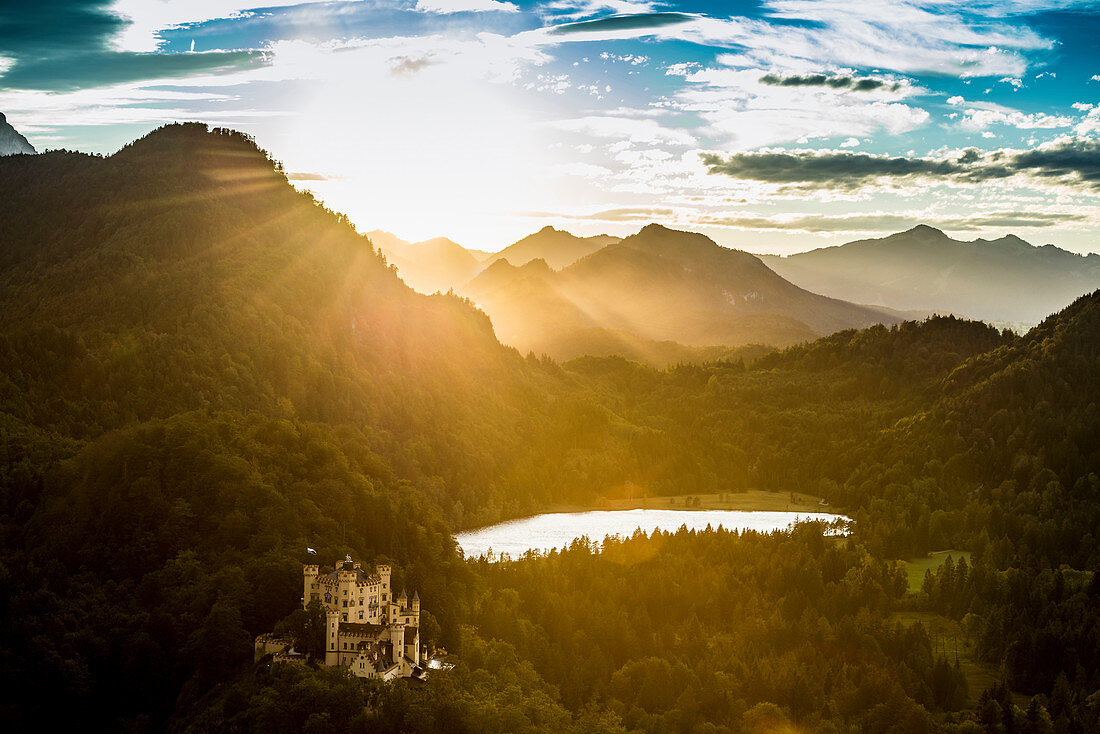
[[2, 0, 1100, 255]]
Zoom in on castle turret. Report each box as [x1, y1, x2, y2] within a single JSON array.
[[410, 590, 420, 615], [303, 564, 319, 609], [324, 608, 341, 667]]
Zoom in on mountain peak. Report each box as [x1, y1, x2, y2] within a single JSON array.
[[905, 224, 949, 238], [538, 225, 558, 234], [0, 111, 36, 156]]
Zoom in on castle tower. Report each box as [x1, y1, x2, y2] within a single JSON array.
[[324, 608, 341, 667], [303, 564, 319, 609], [410, 590, 420, 615], [392, 623, 406, 673]]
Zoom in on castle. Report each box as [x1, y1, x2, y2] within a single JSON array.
[[256, 555, 423, 680]]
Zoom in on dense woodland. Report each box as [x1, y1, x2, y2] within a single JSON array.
[[0, 124, 1098, 732]]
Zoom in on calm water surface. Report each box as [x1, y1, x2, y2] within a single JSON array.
[[455, 508, 848, 560]]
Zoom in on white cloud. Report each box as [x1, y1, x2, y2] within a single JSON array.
[[665, 66, 928, 150], [415, 0, 519, 13], [1076, 107, 1100, 136], [961, 107, 1075, 130], [999, 76, 1024, 88], [947, 95, 965, 104], [840, 137, 860, 147], [109, 1, 339, 52], [552, 116, 697, 146]]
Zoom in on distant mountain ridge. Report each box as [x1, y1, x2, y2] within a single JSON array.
[[760, 224, 1100, 325], [367, 230, 485, 293], [461, 223, 900, 361], [484, 225, 620, 270], [0, 112, 35, 155]]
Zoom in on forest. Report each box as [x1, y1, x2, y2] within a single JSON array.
[[0, 124, 1097, 732]]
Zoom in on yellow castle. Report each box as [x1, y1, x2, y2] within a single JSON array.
[[303, 555, 422, 679], [256, 555, 423, 680]]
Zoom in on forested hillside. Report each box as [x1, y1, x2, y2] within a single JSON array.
[[1, 123, 1098, 732]]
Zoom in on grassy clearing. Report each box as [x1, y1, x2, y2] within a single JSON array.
[[904, 550, 973, 593], [891, 611, 1001, 707]]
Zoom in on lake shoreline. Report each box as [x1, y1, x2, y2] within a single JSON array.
[[455, 501, 849, 560], [543, 488, 833, 516]]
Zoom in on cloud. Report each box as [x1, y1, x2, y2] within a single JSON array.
[[697, 211, 1089, 233], [958, 104, 1075, 130], [415, 0, 519, 14], [0, 49, 268, 91], [701, 138, 1100, 191], [666, 66, 927, 150], [514, 207, 1090, 234], [0, 0, 294, 91], [550, 12, 696, 35], [552, 116, 696, 146], [759, 73, 899, 92], [517, 206, 676, 221], [388, 53, 438, 77]]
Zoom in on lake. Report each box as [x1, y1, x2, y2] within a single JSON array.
[[455, 508, 848, 560]]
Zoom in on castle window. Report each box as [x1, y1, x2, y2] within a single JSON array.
[[359, 611, 364, 620], [342, 614, 348, 622], [359, 599, 364, 606]]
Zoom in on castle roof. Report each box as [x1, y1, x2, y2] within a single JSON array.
[[412, 590, 419, 602], [339, 621, 384, 636], [323, 561, 380, 585]]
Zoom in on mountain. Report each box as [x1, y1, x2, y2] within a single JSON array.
[[0, 112, 35, 155], [760, 224, 1100, 325], [366, 229, 484, 293], [462, 223, 900, 360], [485, 225, 620, 270]]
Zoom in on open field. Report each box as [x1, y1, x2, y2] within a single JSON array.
[[546, 489, 833, 515], [891, 611, 1008, 707], [904, 550, 973, 592]]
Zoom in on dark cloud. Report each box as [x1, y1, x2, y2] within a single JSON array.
[[701, 139, 1100, 191], [0, 50, 268, 91], [551, 12, 695, 35], [0, 0, 269, 91], [759, 73, 899, 92], [0, 0, 123, 56], [388, 54, 437, 78]]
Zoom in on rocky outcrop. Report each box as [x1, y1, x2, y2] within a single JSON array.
[[0, 113, 35, 155]]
